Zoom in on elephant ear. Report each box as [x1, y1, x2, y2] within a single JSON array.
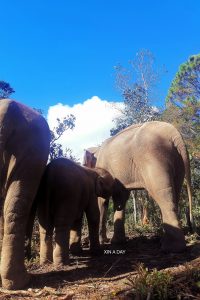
[[96, 176, 104, 197], [96, 176, 111, 198], [83, 150, 96, 168], [83, 147, 99, 167]]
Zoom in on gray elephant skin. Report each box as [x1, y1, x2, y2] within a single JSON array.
[[37, 158, 114, 266], [0, 99, 50, 290], [83, 121, 193, 253]]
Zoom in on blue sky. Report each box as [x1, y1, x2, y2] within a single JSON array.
[[0, 0, 199, 114]]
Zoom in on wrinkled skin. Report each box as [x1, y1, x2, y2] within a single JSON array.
[[83, 121, 193, 253], [37, 158, 114, 266], [0, 99, 50, 290]]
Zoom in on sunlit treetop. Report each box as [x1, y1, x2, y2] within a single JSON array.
[[166, 54, 200, 107]]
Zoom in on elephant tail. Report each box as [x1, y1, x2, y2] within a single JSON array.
[[173, 135, 194, 232]]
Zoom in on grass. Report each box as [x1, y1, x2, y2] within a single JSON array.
[[125, 263, 172, 300]]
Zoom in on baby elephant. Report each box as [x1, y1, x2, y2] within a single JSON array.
[[37, 158, 114, 266]]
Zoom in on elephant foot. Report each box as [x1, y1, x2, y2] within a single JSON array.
[[70, 243, 83, 256], [40, 257, 53, 265], [161, 225, 187, 253], [54, 260, 69, 268], [53, 256, 69, 267], [161, 237, 186, 253], [1, 271, 31, 290]]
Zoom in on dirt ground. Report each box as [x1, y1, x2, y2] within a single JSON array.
[[1, 232, 200, 299]]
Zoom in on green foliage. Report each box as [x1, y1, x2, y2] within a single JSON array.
[[0, 80, 15, 99], [166, 54, 200, 107], [163, 54, 200, 232], [162, 97, 200, 152], [189, 156, 200, 229], [126, 263, 172, 300], [106, 193, 162, 236], [49, 115, 76, 161], [164, 54, 200, 154], [126, 196, 162, 236], [124, 263, 200, 299]]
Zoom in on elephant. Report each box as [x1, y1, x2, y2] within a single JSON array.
[[0, 99, 50, 290], [83, 121, 193, 253], [37, 158, 114, 266]]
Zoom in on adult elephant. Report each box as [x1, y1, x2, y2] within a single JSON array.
[[83, 121, 193, 253], [0, 99, 50, 290], [37, 158, 114, 266]]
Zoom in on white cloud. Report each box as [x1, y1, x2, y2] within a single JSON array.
[[47, 96, 123, 162]]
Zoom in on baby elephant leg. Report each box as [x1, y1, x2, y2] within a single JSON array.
[[70, 215, 83, 255], [86, 203, 101, 255], [53, 225, 69, 266], [98, 197, 110, 244], [39, 225, 53, 265]]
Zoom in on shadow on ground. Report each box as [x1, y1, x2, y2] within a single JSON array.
[[29, 233, 200, 289]]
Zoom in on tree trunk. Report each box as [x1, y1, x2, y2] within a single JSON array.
[[131, 191, 137, 224]]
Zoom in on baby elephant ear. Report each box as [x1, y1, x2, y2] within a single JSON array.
[[96, 176, 105, 197], [96, 176, 111, 198]]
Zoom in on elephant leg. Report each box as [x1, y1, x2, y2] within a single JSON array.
[[53, 226, 69, 266], [98, 197, 109, 244], [154, 187, 186, 252], [111, 209, 126, 244], [0, 200, 4, 252], [1, 182, 37, 290], [85, 202, 101, 255], [39, 224, 53, 265], [111, 188, 130, 244], [0, 151, 48, 290], [144, 164, 186, 253], [70, 215, 83, 255]]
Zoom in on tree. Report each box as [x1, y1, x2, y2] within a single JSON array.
[[49, 115, 76, 161], [111, 50, 164, 225], [110, 85, 160, 135], [111, 50, 162, 135], [164, 54, 200, 154], [163, 54, 200, 229], [33, 108, 77, 162], [166, 54, 200, 106], [0, 81, 15, 99]]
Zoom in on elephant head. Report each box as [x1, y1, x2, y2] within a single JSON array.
[[95, 167, 114, 199]]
